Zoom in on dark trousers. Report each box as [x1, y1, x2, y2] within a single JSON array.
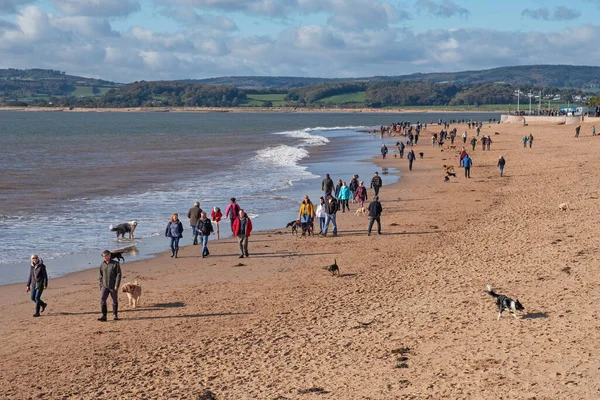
[[100, 288, 118, 307], [373, 186, 380, 196], [368, 216, 381, 234], [409, 160, 413, 170], [464, 167, 471, 178], [230, 218, 236, 233], [30, 286, 46, 313]]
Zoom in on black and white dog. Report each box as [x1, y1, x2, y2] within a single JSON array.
[[109, 220, 137, 239], [486, 284, 524, 320]]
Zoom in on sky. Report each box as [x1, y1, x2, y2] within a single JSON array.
[[0, 0, 599, 82]]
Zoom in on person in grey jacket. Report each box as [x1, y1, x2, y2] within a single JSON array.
[[165, 213, 184, 258], [98, 250, 122, 321], [26, 254, 48, 317]]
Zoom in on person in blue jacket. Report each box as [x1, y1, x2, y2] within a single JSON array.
[[165, 213, 184, 258], [462, 154, 473, 178]]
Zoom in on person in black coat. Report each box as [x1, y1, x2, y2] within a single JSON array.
[[26, 254, 48, 317], [367, 196, 383, 236]]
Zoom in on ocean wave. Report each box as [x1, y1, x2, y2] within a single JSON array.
[[273, 129, 329, 147], [254, 145, 310, 167], [308, 125, 371, 132]]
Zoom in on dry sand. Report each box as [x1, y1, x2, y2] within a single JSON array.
[[2, 121, 600, 399]]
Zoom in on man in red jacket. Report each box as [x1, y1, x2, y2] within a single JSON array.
[[232, 209, 252, 258]]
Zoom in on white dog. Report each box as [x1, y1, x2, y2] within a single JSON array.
[[121, 280, 142, 308], [109, 220, 138, 239], [558, 203, 570, 211]]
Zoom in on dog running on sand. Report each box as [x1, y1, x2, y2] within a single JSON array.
[[327, 259, 340, 276], [355, 207, 367, 216], [121, 280, 142, 308], [486, 284, 524, 320]]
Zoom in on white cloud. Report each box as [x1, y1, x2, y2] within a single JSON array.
[[522, 7, 581, 21], [160, 7, 238, 31], [415, 0, 470, 19], [52, 0, 141, 17], [0, 0, 34, 14]]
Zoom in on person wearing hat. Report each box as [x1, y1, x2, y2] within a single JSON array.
[[225, 198, 241, 235], [187, 201, 202, 245]]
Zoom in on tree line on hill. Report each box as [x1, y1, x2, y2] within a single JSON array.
[[0, 79, 590, 108]]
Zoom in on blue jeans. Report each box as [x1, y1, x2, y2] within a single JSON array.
[[200, 235, 209, 255], [499, 166, 504, 177], [319, 217, 326, 233], [323, 213, 337, 235], [191, 226, 198, 237], [169, 237, 180, 249], [30, 286, 45, 313]]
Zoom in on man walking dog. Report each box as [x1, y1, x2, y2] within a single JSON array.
[[98, 250, 122, 322]]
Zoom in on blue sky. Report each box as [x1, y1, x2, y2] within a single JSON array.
[[0, 0, 599, 82]]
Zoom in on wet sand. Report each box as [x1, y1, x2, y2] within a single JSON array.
[[2, 121, 600, 399]]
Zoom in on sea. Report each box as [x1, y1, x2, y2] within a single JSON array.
[[0, 111, 501, 285]]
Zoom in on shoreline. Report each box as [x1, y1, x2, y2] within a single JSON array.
[[0, 105, 507, 114], [4, 120, 600, 398]]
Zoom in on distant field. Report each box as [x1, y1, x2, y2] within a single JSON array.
[[319, 91, 366, 104], [244, 93, 286, 106]]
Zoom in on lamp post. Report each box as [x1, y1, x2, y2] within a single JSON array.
[[514, 89, 521, 113], [528, 92, 534, 115]]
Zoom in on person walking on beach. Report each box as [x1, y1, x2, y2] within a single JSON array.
[[165, 213, 184, 258], [486, 136, 492, 151], [315, 196, 327, 234], [407, 149, 416, 171], [470, 137, 477, 151], [298, 195, 315, 236], [188, 201, 202, 245], [370, 171, 383, 197], [462, 153, 473, 178], [196, 211, 214, 257], [27, 254, 48, 318], [232, 209, 252, 258], [367, 196, 383, 236], [225, 198, 240, 235], [349, 175, 359, 203], [334, 178, 343, 199], [462, 131, 467, 144], [522, 136, 528, 148], [322, 173, 334, 196], [593, 126, 596, 136], [575, 125, 581, 137], [322, 193, 339, 237], [398, 141, 405, 158], [355, 181, 368, 213], [381, 144, 388, 159], [498, 156, 506, 177], [211, 207, 222, 239], [338, 182, 351, 212], [459, 147, 467, 167], [528, 133, 534, 148], [98, 250, 121, 322]]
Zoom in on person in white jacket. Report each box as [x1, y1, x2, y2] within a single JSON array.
[[315, 196, 327, 234]]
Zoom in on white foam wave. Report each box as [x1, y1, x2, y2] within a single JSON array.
[[254, 145, 310, 167], [308, 125, 371, 131], [273, 129, 329, 146]]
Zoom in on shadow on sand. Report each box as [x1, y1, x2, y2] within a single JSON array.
[[522, 312, 549, 319]]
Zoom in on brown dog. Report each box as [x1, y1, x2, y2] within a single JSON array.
[[121, 280, 142, 308]]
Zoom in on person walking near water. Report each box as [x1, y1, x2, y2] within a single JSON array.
[[407, 149, 416, 171], [462, 131, 467, 143], [498, 156, 506, 177], [462, 153, 473, 178], [225, 198, 240, 235], [187, 201, 202, 245], [98, 250, 121, 322], [381, 144, 388, 159], [165, 213, 184, 258], [470, 137, 477, 151], [315, 196, 327, 234], [27, 254, 48, 318], [370, 171, 383, 197], [196, 211, 214, 257], [355, 181, 368, 212], [338, 182, 351, 212], [298, 195, 315, 236], [232, 209, 252, 258], [321, 193, 339, 237], [367, 196, 383, 236], [321, 173, 334, 196], [349, 175, 359, 203]]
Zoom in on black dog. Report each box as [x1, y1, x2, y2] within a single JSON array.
[[486, 285, 524, 320], [286, 220, 298, 235], [327, 259, 340, 276], [446, 172, 456, 178], [444, 175, 450, 183], [110, 252, 125, 263], [419, 152, 424, 159]]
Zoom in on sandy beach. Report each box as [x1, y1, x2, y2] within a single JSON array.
[[3, 120, 600, 399]]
